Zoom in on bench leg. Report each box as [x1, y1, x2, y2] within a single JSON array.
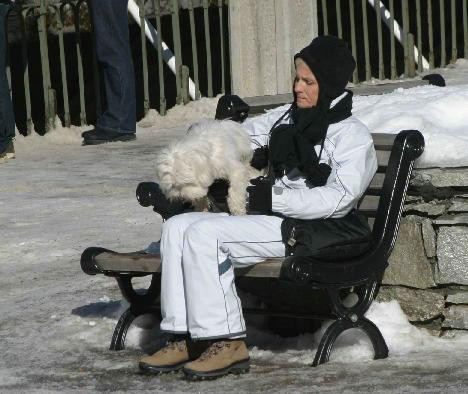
[[108, 273, 162, 351], [312, 279, 388, 366], [109, 305, 162, 351], [110, 308, 136, 351], [312, 318, 352, 367], [358, 316, 389, 360], [312, 316, 388, 366]]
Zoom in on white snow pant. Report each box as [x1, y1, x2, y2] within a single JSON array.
[[159, 211, 285, 340]]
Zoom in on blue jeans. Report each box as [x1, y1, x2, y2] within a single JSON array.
[[0, 3, 15, 153], [89, 0, 136, 134]]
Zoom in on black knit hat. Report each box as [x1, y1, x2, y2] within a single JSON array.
[[294, 35, 356, 102]]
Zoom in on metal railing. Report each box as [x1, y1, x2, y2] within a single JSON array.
[[5, 0, 229, 134], [5, 1, 468, 135], [318, 0, 468, 83]]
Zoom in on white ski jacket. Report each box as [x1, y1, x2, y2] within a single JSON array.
[[242, 92, 378, 220]]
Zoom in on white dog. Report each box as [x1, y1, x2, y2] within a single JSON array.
[[154, 119, 262, 215]]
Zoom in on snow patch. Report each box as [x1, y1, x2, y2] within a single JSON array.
[[138, 95, 220, 129]]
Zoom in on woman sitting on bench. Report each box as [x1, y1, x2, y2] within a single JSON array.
[[138, 35, 378, 380]]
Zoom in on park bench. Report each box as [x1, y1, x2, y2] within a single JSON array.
[[81, 123, 425, 366]]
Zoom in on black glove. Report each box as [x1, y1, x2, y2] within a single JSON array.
[[302, 162, 332, 187], [136, 182, 187, 220], [207, 179, 229, 203], [246, 177, 272, 214], [207, 179, 230, 213], [250, 146, 269, 170]]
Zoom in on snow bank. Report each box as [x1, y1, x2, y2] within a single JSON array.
[[71, 297, 468, 367], [245, 300, 468, 365], [14, 116, 89, 147], [13, 94, 219, 151], [137, 95, 219, 129], [353, 84, 468, 168]]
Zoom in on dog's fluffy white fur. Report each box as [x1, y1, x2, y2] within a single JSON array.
[[155, 119, 261, 215]]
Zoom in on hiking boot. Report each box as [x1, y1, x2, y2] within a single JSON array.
[[82, 128, 136, 145], [139, 339, 209, 375], [183, 340, 250, 380], [0, 140, 15, 163], [139, 340, 189, 374]]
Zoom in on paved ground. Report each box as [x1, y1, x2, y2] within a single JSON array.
[[1, 118, 467, 392]]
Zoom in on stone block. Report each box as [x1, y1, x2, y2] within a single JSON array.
[[377, 286, 445, 321], [404, 202, 446, 217], [442, 305, 468, 329], [383, 216, 435, 289], [412, 168, 468, 188], [413, 319, 442, 336], [421, 219, 436, 258], [434, 214, 468, 226], [446, 289, 468, 304], [448, 200, 468, 213], [436, 227, 468, 285], [405, 195, 422, 203]]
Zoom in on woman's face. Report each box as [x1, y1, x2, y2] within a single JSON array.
[[294, 58, 319, 108]]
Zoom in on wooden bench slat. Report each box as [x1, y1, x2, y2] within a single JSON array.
[[377, 150, 391, 168], [234, 259, 283, 278], [369, 173, 385, 190], [372, 134, 395, 151], [95, 252, 161, 273], [94, 252, 285, 278], [358, 195, 380, 212]]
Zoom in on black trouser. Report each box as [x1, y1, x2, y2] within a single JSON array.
[[0, 3, 15, 153], [89, 0, 136, 134]]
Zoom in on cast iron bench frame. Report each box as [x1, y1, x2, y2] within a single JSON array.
[[80, 127, 424, 367]]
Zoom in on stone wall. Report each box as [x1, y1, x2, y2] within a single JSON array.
[[376, 167, 468, 336]]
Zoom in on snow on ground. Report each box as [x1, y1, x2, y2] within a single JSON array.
[[1, 63, 468, 392]]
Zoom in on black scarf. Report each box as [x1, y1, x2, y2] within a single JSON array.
[[268, 91, 353, 184]]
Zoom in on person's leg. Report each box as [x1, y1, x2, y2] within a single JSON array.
[[181, 214, 284, 339], [182, 215, 284, 339], [139, 211, 228, 374], [159, 211, 229, 334], [180, 214, 284, 379], [0, 4, 15, 158], [85, 0, 135, 141]]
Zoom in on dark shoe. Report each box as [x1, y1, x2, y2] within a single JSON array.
[[82, 128, 136, 145], [0, 140, 15, 163], [81, 129, 95, 139], [183, 340, 250, 380]]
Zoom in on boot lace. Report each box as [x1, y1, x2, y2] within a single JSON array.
[[197, 341, 232, 361], [160, 340, 186, 354]]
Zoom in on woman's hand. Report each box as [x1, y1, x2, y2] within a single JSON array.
[[250, 146, 269, 170], [246, 177, 272, 214]]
